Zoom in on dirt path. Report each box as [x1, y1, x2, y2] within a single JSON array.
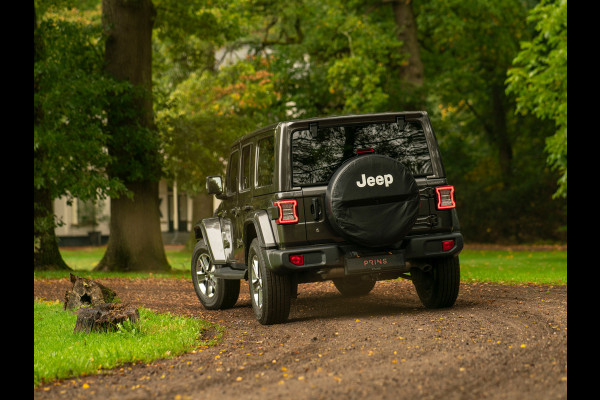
[[34, 277, 567, 399]]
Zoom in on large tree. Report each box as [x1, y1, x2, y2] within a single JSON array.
[[34, 2, 127, 270], [95, 0, 170, 272]]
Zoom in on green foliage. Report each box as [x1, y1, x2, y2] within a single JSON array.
[[102, 86, 165, 183], [414, 0, 566, 243], [34, 0, 567, 246], [506, 0, 567, 199], [34, 2, 130, 211], [156, 58, 280, 193], [153, 0, 413, 194], [152, 0, 259, 193], [34, 300, 220, 386], [253, 0, 406, 116], [33, 2, 134, 259]]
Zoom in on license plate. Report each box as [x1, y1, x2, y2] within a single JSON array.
[[345, 253, 404, 274]]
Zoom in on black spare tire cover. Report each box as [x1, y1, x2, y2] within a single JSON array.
[[325, 154, 420, 248]]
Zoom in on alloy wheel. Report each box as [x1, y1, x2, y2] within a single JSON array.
[[251, 255, 263, 310], [196, 253, 216, 298]]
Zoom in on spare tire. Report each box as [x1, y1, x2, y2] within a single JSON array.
[[325, 154, 420, 248]]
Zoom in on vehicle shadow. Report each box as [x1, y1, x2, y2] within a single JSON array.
[[285, 284, 482, 324], [231, 280, 483, 324]]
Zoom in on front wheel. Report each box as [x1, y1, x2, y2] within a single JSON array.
[[248, 239, 291, 325], [191, 240, 240, 310], [411, 256, 460, 308]]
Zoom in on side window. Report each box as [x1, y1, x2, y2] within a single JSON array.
[[256, 136, 275, 187], [227, 149, 239, 195], [241, 144, 252, 191]]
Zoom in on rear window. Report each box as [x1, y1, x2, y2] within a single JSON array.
[[291, 121, 433, 186]]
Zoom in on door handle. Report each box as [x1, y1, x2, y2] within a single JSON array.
[[310, 198, 321, 221]]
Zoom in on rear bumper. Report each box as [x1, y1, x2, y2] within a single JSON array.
[[264, 232, 463, 273]]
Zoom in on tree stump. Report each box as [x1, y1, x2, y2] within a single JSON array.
[[63, 274, 117, 311], [74, 303, 140, 333]]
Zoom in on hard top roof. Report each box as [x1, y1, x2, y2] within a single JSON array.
[[232, 111, 428, 146]]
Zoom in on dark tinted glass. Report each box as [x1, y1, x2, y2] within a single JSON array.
[[227, 150, 239, 194], [241, 144, 252, 190], [256, 136, 275, 187], [291, 121, 432, 186]]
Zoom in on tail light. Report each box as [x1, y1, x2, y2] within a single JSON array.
[[274, 199, 299, 224], [289, 254, 304, 265], [435, 186, 456, 210]]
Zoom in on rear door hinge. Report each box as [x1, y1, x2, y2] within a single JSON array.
[[415, 214, 438, 227], [419, 187, 435, 198]]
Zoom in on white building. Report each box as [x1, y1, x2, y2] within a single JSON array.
[[53, 180, 195, 246]]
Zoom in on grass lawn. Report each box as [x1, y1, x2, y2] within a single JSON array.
[[34, 246, 211, 387], [35, 246, 192, 279], [459, 248, 566, 285], [60, 246, 192, 271], [34, 299, 220, 387], [52, 244, 567, 285]]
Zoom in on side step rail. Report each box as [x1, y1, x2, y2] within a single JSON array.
[[213, 266, 247, 280]]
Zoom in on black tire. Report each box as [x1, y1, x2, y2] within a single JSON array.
[[325, 154, 420, 248], [248, 238, 291, 325], [411, 256, 460, 308], [332, 276, 376, 297], [191, 240, 240, 310]]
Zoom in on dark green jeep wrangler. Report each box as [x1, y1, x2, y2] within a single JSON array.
[[192, 112, 463, 325]]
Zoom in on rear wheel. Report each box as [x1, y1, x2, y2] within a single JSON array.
[[248, 239, 291, 325], [191, 240, 240, 310], [333, 276, 376, 297], [411, 256, 460, 308]]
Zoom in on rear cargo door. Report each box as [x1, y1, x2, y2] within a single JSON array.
[[291, 118, 436, 243]]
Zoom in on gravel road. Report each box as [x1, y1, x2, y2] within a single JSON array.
[[34, 276, 567, 399]]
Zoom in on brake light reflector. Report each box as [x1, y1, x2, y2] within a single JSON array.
[[274, 199, 299, 224], [436, 186, 456, 210], [289, 254, 304, 265], [357, 148, 375, 154], [442, 240, 455, 251]]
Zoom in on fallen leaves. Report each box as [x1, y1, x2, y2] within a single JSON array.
[[32, 279, 567, 398]]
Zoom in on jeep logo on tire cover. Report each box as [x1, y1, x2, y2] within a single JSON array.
[[356, 173, 394, 188]]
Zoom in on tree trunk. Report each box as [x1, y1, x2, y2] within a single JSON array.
[[96, 181, 169, 271], [73, 303, 139, 333], [97, 0, 169, 272], [102, 0, 155, 106], [64, 274, 117, 310], [391, 0, 424, 87], [186, 192, 214, 249], [33, 185, 71, 271]]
